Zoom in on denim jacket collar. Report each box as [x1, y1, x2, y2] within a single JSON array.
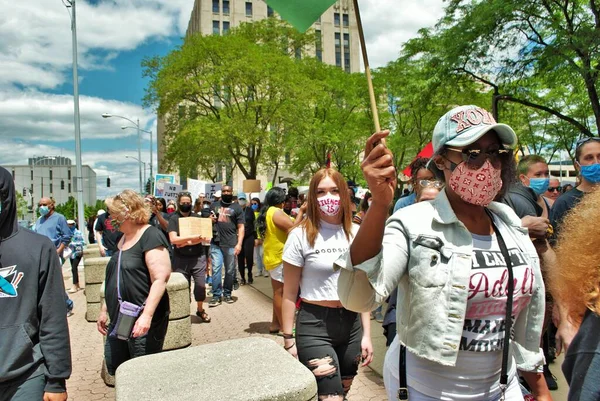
[[431, 189, 523, 230]]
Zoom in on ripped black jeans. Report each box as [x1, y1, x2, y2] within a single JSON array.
[[296, 302, 363, 398]]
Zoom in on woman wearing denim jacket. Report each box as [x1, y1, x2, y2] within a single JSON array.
[[336, 105, 552, 401]]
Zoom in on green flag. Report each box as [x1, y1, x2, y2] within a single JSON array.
[[265, 0, 338, 32]]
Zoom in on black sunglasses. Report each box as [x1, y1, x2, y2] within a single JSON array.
[[547, 187, 561, 192], [446, 146, 512, 168]]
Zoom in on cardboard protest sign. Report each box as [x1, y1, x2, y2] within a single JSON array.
[[178, 217, 212, 239], [243, 180, 261, 193]]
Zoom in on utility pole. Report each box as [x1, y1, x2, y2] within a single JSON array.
[[66, 0, 86, 234]]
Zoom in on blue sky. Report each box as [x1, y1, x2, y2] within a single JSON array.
[[0, 0, 444, 201]]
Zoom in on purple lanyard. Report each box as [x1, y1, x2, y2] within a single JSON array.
[[116, 249, 124, 303]]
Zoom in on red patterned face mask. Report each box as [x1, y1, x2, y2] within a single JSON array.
[[449, 160, 502, 206]]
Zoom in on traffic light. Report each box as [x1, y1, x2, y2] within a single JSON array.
[[107, 177, 111, 187], [61, 180, 65, 190], [23, 187, 26, 197]]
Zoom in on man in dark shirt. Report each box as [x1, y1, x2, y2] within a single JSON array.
[[236, 192, 255, 285], [502, 155, 558, 390], [95, 204, 123, 257], [168, 192, 211, 321], [208, 185, 244, 306]]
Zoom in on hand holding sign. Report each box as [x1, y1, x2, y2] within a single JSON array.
[[361, 131, 396, 208]]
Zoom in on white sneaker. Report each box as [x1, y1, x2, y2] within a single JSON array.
[[263, 271, 269, 277]]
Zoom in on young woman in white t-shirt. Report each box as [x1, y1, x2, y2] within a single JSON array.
[[282, 168, 373, 401]]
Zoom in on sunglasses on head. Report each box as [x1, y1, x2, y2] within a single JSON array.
[[576, 137, 600, 149]]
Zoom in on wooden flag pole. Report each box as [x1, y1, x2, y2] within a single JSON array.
[[352, 0, 381, 133]]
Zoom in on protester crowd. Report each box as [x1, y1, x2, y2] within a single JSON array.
[[2, 105, 599, 401]]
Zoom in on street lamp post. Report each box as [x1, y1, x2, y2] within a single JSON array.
[[122, 126, 153, 190], [102, 114, 143, 193], [64, 0, 86, 235], [125, 156, 147, 190]]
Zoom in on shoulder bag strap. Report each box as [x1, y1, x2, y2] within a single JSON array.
[[398, 344, 408, 400], [486, 210, 515, 400]]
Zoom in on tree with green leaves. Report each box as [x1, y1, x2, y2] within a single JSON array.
[[375, 56, 488, 186], [143, 19, 317, 180], [403, 0, 600, 142], [286, 59, 373, 182]]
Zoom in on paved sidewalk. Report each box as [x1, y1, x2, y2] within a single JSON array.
[[64, 268, 387, 400]]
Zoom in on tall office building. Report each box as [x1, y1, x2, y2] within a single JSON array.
[[157, 0, 361, 186]]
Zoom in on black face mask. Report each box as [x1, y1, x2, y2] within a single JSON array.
[[179, 204, 192, 213], [221, 194, 233, 204]]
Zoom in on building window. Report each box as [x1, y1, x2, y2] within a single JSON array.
[[335, 32, 341, 67], [334, 12, 340, 27], [267, 6, 274, 17], [11, 169, 14, 179], [343, 33, 351, 72], [212, 20, 220, 35], [223, 21, 230, 34], [295, 47, 302, 59], [49, 170, 53, 180], [68, 169, 71, 180], [343, 13, 349, 27], [30, 170, 33, 180], [316, 30, 322, 61], [49, 183, 53, 193], [222, 0, 229, 14], [212, 0, 219, 13], [246, 2, 252, 17], [68, 183, 71, 193]]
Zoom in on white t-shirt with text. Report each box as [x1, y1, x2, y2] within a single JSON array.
[[283, 221, 357, 301]]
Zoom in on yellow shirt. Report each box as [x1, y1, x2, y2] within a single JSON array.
[[263, 207, 290, 270]]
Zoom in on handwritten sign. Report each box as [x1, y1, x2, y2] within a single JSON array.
[[178, 217, 212, 239], [205, 183, 222, 201], [163, 184, 183, 202]]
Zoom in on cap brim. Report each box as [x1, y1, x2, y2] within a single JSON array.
[[445, 123, 517, 148]]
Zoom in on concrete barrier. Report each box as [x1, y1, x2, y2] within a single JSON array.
[[115, 337, 318, 401], [100, 272, 192, 386], [163, 272, 192, 351], [84, 256, 110, 322], [83, 244, 101, 259]]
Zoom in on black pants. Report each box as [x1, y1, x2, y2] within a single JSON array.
[[173, 254, 207, 302], [70, 255, 82, 285], [104, 313, 169, 375], [237, 234, 254, 281], [296, 302, 362, 397]]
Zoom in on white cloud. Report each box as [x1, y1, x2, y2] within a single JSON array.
[[360, 0, 445, 68], [0, 90, 155, 142], [0, 0, 194, 90]]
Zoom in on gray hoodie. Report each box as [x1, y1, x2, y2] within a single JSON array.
[[0, 166, 71, 392]]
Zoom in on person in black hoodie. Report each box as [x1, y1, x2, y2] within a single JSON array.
[[0, 166, 71, 401]]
